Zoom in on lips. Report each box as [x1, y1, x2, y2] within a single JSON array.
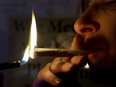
[[82, 35, 113, 68], [83, 36, 110, 57], [84, 42, 106, 52], [84, 42, 108, 66]]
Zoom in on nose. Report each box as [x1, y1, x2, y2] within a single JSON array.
[[74, 8, 100, 35]]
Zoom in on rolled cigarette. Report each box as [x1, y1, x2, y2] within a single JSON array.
[[34, 48, 90, 58]]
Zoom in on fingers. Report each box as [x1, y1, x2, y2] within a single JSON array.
[[50, 34, 87, 73], [33, 63, 61, 87], [50, 57, 72, 73], [50, 56, 87, 74], [70, 34, 84, 50], [33, 34, 87, 87], [70, 34, 87, 67], [70, 55, 87, 68]]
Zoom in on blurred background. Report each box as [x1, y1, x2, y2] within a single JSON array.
[[0, 0, 105, 87]]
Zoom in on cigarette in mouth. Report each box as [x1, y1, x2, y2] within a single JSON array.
[[34, 48, 90, 58]]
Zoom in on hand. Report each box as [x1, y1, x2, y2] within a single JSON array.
[[32, 34, 87, 87]]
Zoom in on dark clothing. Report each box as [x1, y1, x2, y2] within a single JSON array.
[[90, 68, 116, 86]]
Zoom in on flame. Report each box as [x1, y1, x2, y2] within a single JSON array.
[[21, 46, 29, 65], [21, 11, 37, 65], [29, 11, 37, 58]]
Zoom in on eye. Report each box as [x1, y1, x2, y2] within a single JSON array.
[[105, 1, 116, 10]]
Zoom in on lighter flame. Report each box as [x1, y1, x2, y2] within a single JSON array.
[[21, 11, 37, 65], [21, 46, 29, 65], [29, 11, 37, 58]]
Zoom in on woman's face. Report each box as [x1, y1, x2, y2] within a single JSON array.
[[74, 0, 116, 69]]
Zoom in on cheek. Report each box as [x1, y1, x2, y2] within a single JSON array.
[[104, 26, 116, 55], [100, 16, 116, 55], [87, 13, 116, 68]]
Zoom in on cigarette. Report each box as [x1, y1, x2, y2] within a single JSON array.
[[34, 48, 90, 58]]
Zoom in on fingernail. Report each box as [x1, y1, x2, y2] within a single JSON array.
[[54, 79, 61, 86]]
